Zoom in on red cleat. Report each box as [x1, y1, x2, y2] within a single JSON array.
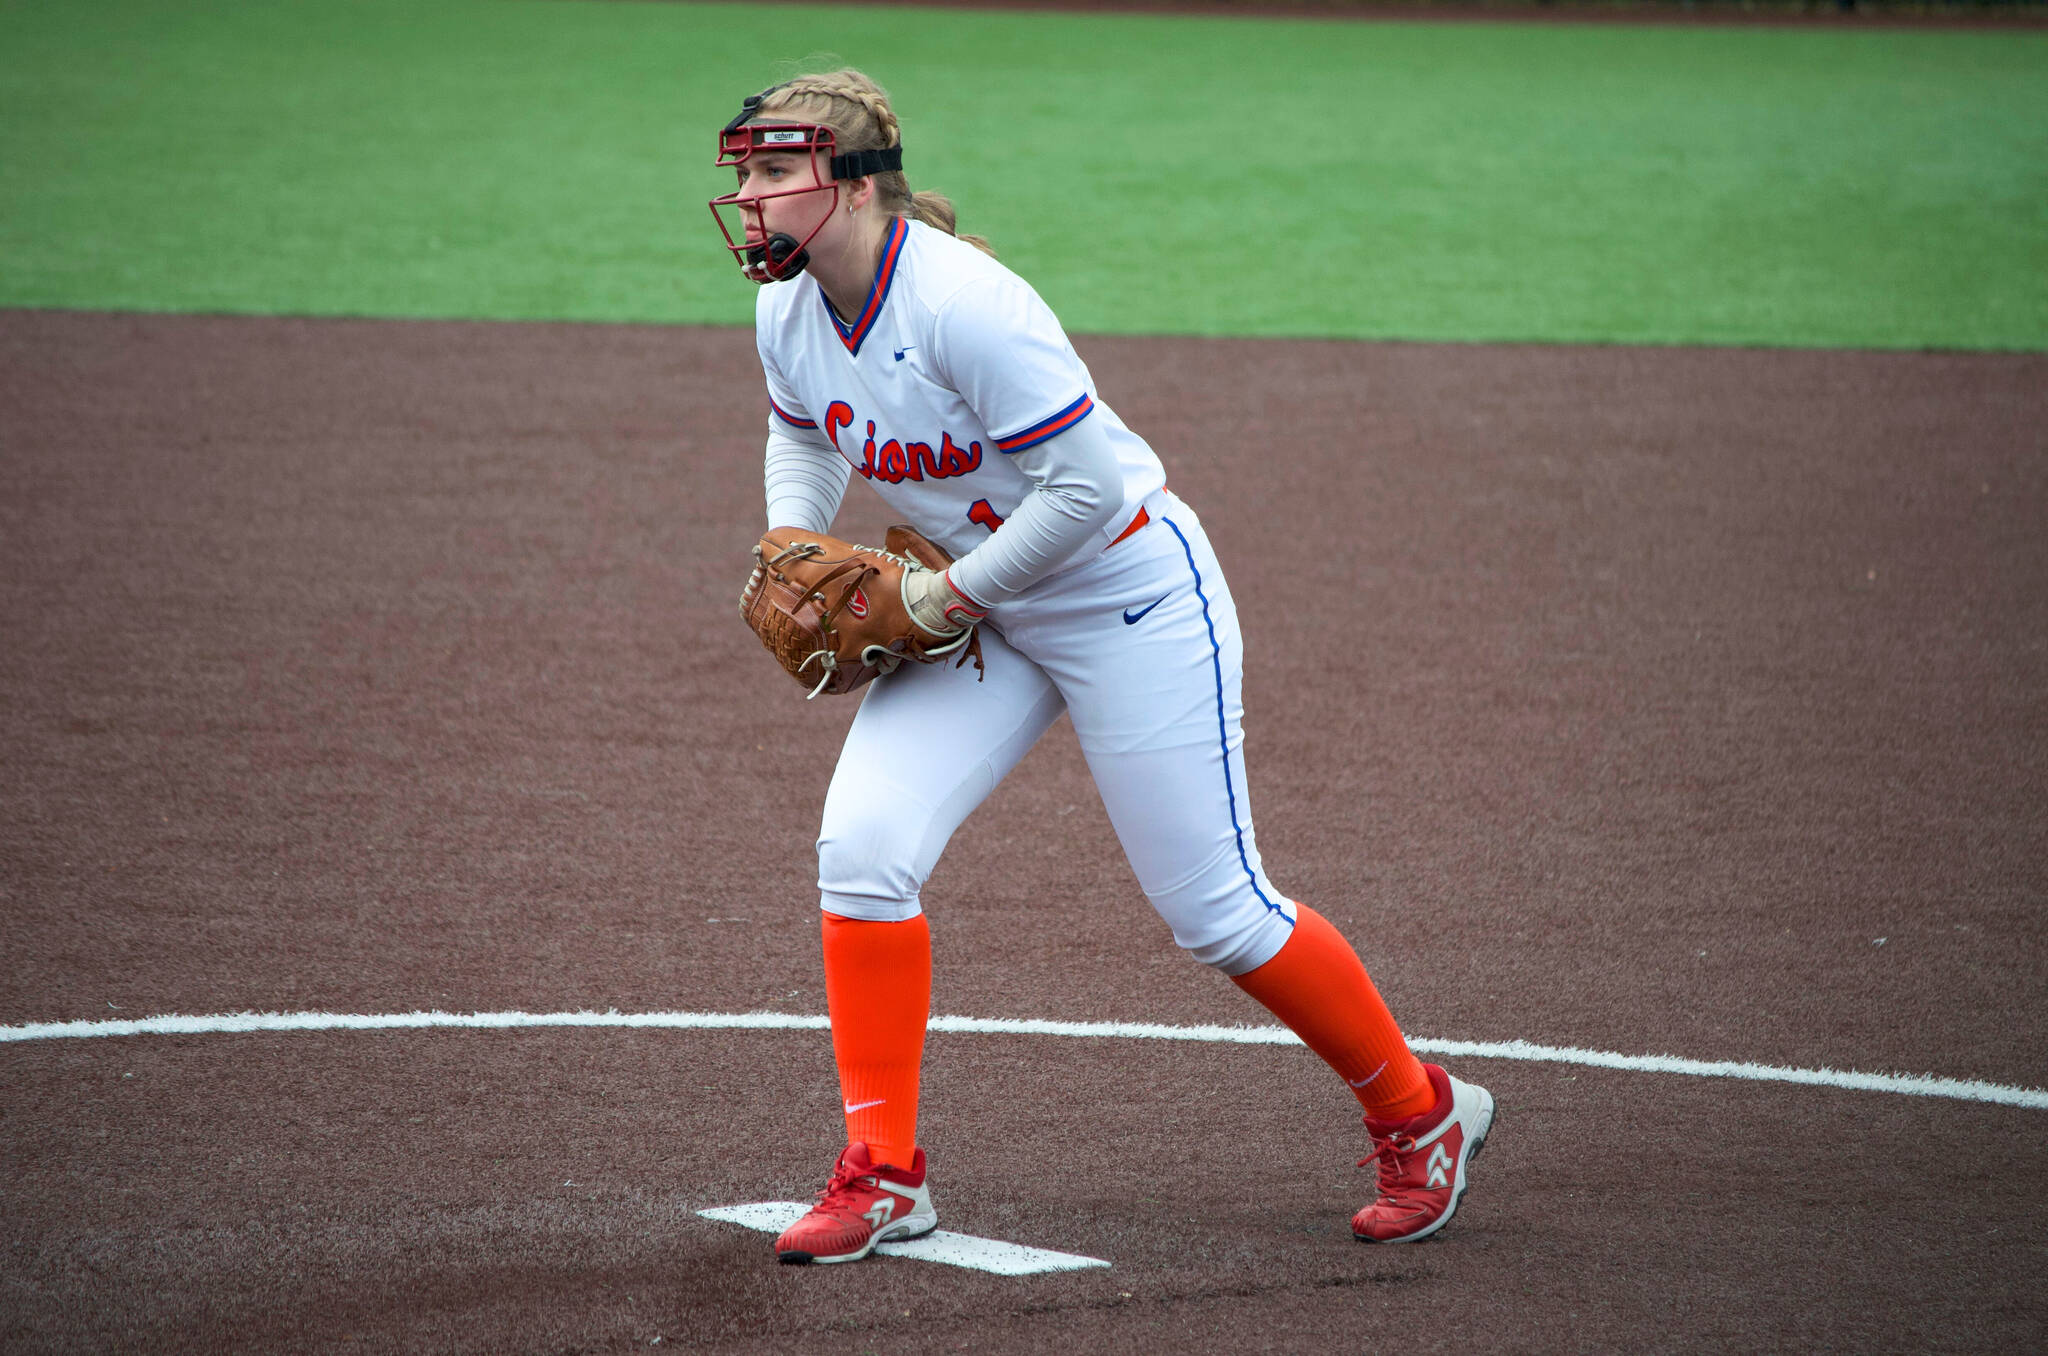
[[1352, 1063, 1495, 1243], [775, 1142, 938, 1264]]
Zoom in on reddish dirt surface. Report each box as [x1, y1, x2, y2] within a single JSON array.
[[2, 309, 2044, 1352]]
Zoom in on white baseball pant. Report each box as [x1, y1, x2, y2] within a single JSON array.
[[815, 495, 1298, 975]]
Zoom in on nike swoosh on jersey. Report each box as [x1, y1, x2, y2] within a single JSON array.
[[893, 345, 915, 362], [1122, 595, 1170, 625]]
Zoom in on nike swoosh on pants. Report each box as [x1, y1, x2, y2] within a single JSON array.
[[1123, 595, 1169, 625]]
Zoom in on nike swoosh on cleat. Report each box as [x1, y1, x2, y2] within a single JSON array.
[[843, 1098, 886, 1114], [1122, 595, 1170, 625]]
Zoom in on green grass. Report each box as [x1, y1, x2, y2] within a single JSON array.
[[2, 0, 2044, 347]]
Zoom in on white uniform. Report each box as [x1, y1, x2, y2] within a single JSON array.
[[756, 217, 1296, 974]]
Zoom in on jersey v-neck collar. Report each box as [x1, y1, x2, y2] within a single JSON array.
[[818, 216, 908, 358]]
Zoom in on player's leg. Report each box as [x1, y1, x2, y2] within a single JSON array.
[[1014, 502, 1430, 1113], [776, 627, 1063, 1265], [1013, 498, 1491, 1241], [815, 633, 1063, 1165]]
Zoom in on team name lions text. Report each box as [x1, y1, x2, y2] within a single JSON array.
[[825, 401, 983, 484]]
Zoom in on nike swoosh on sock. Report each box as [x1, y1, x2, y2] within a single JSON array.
[[1346, 1061, 1390, 1089]]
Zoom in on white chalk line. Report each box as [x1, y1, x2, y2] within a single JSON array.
[[2, 1008, 2042, 1110], [697, 1202, 1108, 1275]]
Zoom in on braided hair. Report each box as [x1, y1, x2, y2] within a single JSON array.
[[757, 70, 995, 257]]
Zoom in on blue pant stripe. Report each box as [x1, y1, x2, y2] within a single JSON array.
[[1162, 516, 1287, 923]]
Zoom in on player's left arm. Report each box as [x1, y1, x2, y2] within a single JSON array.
[[937, 417, 1119, 611], [903, 276, 1122, 627]]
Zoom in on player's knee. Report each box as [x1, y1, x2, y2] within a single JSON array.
[[817, 802, 930, 918], [1174, 904, 1295, 977]]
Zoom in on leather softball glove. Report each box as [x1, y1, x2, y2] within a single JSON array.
[[740, 525, 984, 698]]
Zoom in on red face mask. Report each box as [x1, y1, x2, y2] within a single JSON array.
[[709, 89, 906, 284], [709, 120, 842, 284]]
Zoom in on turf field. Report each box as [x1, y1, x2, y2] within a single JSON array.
[[2, 0, 2044, 346], [3, 2, 2045, 1352]]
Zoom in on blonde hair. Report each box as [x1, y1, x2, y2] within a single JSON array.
[[754, 69, 995, 258]]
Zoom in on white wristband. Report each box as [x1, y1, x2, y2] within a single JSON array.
[[902, 567, 986, 638]]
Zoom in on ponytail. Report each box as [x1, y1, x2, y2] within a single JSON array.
[[908, 189, 994, 258]]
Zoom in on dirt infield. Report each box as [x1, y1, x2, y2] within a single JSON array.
[[2, 309, 2044, 1351]]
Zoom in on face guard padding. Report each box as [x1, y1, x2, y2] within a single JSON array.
[[709, 89, 906, 284]]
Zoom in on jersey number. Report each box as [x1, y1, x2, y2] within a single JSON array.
[[967, 499, 1005, 533]]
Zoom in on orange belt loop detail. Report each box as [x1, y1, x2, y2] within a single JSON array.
[[1108, 487, 1166, 550]]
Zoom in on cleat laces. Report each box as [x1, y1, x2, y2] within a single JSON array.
[[808, 1162, 884, 1220], [1359, 1133, 1422, 1192]]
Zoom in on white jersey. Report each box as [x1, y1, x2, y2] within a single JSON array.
[[755, 217, 1166, 564]]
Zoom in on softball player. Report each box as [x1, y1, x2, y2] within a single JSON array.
[[709, 69, 1494, 1264]]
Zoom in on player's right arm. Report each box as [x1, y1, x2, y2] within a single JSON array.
[[764, 417, 849, 533], [758, 327, 849, 533]]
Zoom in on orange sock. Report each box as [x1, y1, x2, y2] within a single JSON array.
[[1230, 904, 1435, 1121], [821, 911, 930, 1169]]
